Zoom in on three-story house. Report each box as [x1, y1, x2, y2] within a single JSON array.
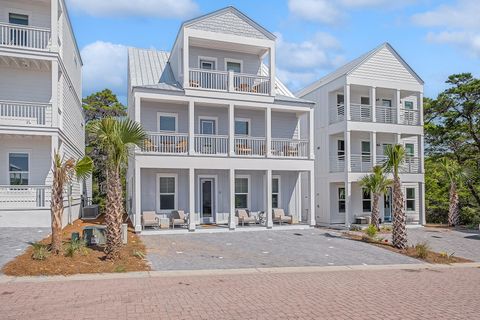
[[127, 7, 315, 232], [298, 43, 425, 227], [0, 0, 87, 227]]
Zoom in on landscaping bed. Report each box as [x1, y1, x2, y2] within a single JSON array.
[[2, 217, 150, 276], [343, 230, 472, 264]]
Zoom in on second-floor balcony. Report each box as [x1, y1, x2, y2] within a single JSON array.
[[0, 100, 52, 127], [331, 104, 421, 125], [0, 23, 51, 51], [140, 132, 309, 159], [329, 154, 421, 174], [188, 69, 271, 95]]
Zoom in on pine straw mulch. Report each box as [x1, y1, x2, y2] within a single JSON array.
[[2, 216, 150, 276], [342, 232, 472, 264]]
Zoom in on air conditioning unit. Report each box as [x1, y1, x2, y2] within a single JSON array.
[[82, 205, 99, 219]]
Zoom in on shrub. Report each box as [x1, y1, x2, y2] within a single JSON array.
[[380, 225, 392, 233], [460, 207, 480, 226], [64, 239, 88, 257], [365, 224, 378, 238], [31, 242, 49, 261], [415, 241, 430, 259]]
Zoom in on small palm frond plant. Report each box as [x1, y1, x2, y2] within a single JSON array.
[[32, 242, 50, 261]]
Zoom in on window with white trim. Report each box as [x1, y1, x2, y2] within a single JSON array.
[[338, 187, 346, 213], [362, 188, 372, 212], [404, 101, 414, 109], [9, 13, 28, 25], [405, 143, 414, 157], [158, 175, 176, 211], [235, 177, 249, 209], [158, 113, 177, 132], [9, 152, 29, 185], [272, 177, 280, 209], [337, 140, 345, 158], [361, 141, 371, 162], [235, 118, 250, 136], [226, 61, 241, 73], [406, 188, 415, 211]]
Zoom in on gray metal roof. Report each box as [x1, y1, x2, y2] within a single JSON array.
[[296, 42, 424, 97]]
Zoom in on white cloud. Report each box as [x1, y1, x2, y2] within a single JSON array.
[[67, 0, 199, 19], [412, 0, 480, 56], [81, 41, 128, 98], [288, 0, 415, 24], [275, 32, 344, 91]]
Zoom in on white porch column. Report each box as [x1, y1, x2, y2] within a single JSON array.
[[182, 35, 189, 88], [229, 169, 236, 230], [309, 170, 316, 226], [345, 180, 352, 227], [370, 131, 377, 166], [420, 182, 426, 225], [269, 47, 276, 96], [229, 103, 235, 156], [396, 89, 401, 124], [345, 84, 351, 121], [395, 133, 401, 145], [345, 131, 351, 172], [266, 169, 273, 228], [134, 165, 142, 232], [51, 133, 59, 156], [309, 109, 315, 159], [419, 92, 424, 125], [188, 101, 194, 155], [50, 0, 58, 51], [371, 86, 376, 122], [266, 107, 271, 157], [418, 134, 425, 173], [188, 168, 196, 231], [51, 60, 59, 127], [134, 95, 141, 123]]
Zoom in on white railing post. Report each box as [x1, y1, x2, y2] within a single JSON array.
[[419, 92, 424, 125], [345, 131, 351, 172], [371, 87, 376, 122], [418, 135, 424, 173], [229, 104, 235, 156], [228, 70, 234, 92], [188, 101, 194, 155], [396, 89, 401, 124], [345, 84, 351, 121], [371, 131, 377, 167], [266, 107, 271, 157]]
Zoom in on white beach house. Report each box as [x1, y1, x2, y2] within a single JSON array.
[[298, 43, 425, 227], [126, 7, 316, 232], [0, 0, 87, 227]]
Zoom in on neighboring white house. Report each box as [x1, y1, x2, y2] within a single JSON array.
[[126, 7, 315, 233], [297, 43, 425, 226], [0, 0, 87, 227]]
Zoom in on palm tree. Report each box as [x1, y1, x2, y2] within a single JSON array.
[[51, 152, 93, 254], [359, 165, 392, 230], [90, 117, 146, 260], [383, 144, 408, 249], [441, 157, 463, 226]]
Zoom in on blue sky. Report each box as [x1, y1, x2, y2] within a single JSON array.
[[66, 0, 480, 103]]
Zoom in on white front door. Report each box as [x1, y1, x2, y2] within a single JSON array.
[[200, 178, 215, 224]]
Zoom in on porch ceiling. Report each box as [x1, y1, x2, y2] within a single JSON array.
[[0, 55, 50, 71]]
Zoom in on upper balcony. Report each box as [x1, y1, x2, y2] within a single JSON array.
[[0, 100, 52, 127], [329, 85, 423, 126], [0, 23, 51, 51]]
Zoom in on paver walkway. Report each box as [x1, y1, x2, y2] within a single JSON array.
[[142, 229, 420, 270], [0, 228, 50, 271], [0, 265, 478, 319], [407, 227, 480, 261]]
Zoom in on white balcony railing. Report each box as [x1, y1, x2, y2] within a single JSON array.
[[234, 136, 266, 156], [141, 133, 189, 154], [0, 185, 50, 209], [0, 23, 51, 50], [194, 134, 228, 155], [350, 154, 373, 172], [188, 69, 271, 95], [400, 108, 420, 125], [0, 100, 52, 126], [189, 69, 228, 91], [330, 104, 345, 124], [376, 155, 421, 173], [271, 138, 309, 158], [375, 106, 397, 124], [233, 73, 270, 95], [350, 104, 372, 122], [330, 155, 346, 172]]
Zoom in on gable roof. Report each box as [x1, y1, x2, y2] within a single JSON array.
[[296, 42, 424, 97], [183, 6, 276, 41]]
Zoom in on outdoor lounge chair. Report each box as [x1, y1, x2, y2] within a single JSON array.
[[236, 209, 256, 227], [171, 210, 188, 229], [142, 211, 159, 230], [176, 139, 188, 153], [272, 208, 293, 225]]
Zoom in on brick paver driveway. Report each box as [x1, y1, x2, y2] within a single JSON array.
[[142, 228, 420, 270], [0, 265, 478, 319], [407, 227, 480, 261], [0, 228, 50, 271]]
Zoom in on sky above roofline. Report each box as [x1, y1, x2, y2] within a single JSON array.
[[68, 0, 480, 103]]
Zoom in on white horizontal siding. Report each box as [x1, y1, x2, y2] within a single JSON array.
[[350, 47, 418, 84], [0, 65, 51, 102], [0, 0, 50, 28]]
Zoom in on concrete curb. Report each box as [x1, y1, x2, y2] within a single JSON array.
[[1, 262, 479, 284]]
